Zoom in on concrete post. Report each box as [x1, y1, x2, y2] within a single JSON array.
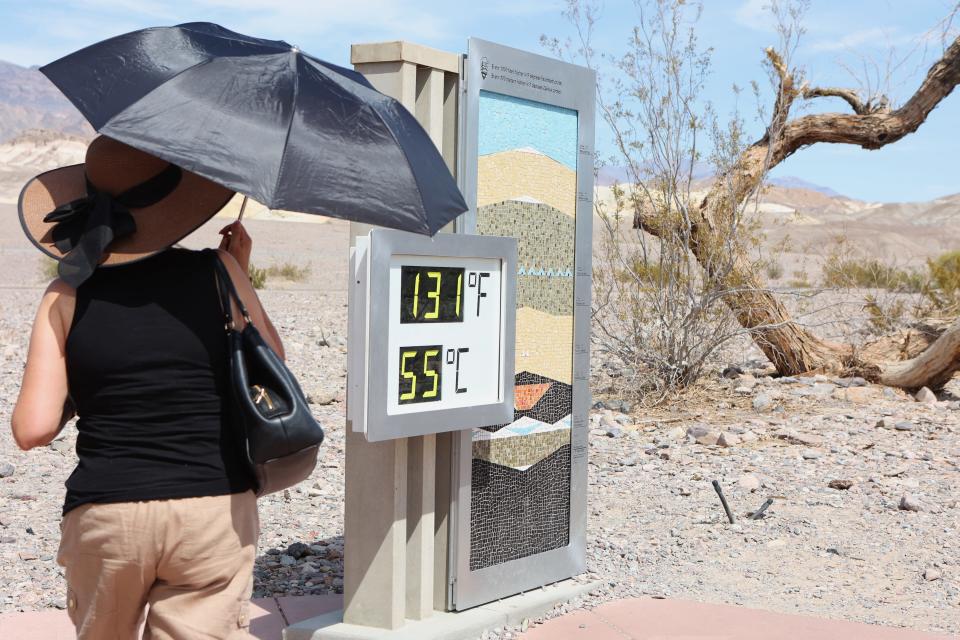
[[344, 41, 461, 629]]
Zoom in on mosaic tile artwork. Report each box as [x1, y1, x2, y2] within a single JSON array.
[[478, 149, 576, 217], [470, 445, 572, 570], [471, 90, 578, 571], [514, 382, 551, 411], [477, 200, 574, 315]]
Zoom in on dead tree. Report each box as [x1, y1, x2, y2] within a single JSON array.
[[643, 35, 960, 389]]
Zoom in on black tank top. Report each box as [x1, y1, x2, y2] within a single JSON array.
[[63, 248, 254, 515]]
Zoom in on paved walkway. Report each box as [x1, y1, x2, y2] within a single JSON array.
[[1, 595, 953, 639], [519, 598, 955, 640], [0, 594, 343, 640]]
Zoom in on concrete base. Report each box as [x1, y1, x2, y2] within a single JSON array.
[[283, 579, 598, 640]]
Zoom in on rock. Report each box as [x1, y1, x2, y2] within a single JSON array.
[[923, 567, 942, 582], [835, 377, 868, 388], [665, 426, 686, 440], [801, 449, 823, 460], [600, 412, 619, 429], [775, 429, 823, 447], [619, 456, 638, 467], [686, 425, 711, 439], [18, 550, 38, 561], [0, 462, 14, 478], [721, 365, 743, 379], [717, 432, 740, 447], [828, 479, 854, 490], [833, 386, 883, 404], [49, 440, 72, 453], [883, 465, 909, 478], [898, 494, 922, 512], [883, 387, 902, 401], [307, 389, 337, 405], [894, 421, 914, 432], [280, 554, 297, 566], [605, 427, 623, 439], [0, 536, 15, 544], [948, 401, 960, 411], [752, 393, 773, 412], [286, 542, 311, 559], [614, 399, 633, 413], [733, 386, 753, 395], [738, 474, 761, 492], [914, 387, 937, 403], [694, 431, 721, 446], [875, 418, 893, 429]]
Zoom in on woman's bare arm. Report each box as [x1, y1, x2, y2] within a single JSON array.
[[11, 280, 75, 450]]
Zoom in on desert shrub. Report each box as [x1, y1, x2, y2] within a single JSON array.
[[582, 0, 773, 405], [924, 250, 960, 313], [863, 294, 906, 334], [248, 264, 268, 290], [765, 260, 784, 280], [265, 262, 311, 282], [40, 257, 59, 281], [822, 257, 924, 292], [788, 270, 811, 288]]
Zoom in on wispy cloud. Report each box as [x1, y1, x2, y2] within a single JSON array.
[[734, 0, 771, 32], [807, 26, 912, 53], [2, 0, 460, 65]]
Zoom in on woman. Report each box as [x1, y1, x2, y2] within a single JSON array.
[[10, 136, 283, 639]]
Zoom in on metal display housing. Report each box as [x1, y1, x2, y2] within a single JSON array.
[[449, 38, 595, 610], [350, 228, 517, 442]]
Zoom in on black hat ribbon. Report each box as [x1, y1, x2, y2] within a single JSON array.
[[43, 163, 182, 287]]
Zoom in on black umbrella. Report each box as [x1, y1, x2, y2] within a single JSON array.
[[40, 22, 466, 235]]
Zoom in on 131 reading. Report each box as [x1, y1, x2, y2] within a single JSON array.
[[398, 345, 443, 404], [400, 266, 464, 323]]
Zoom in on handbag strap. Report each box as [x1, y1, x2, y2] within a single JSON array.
[[207, 249, 253, 331]]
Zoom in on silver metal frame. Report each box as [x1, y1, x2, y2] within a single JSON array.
[[351, 228, 517, 442], [450, 38, 595, 610]]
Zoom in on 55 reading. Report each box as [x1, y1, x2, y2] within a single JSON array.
[[398, 346, 443, 404]]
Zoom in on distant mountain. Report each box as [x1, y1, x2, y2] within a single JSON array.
[[768, 175, 844, 198], [0, 60, 92, 142], [597, 162, 844, 199]]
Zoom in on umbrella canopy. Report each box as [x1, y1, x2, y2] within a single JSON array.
[[40, 22, 467, 235]]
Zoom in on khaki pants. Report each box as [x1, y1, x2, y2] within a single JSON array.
[[57, 491, 259, 640]]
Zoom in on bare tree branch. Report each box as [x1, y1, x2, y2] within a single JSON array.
[[776, 36, 960, 157], [801, 86, 874, 114]]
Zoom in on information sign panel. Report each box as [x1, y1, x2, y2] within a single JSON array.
[[348, 229, 517, 441]]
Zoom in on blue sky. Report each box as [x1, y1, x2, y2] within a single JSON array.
[[0, 0, 956, 202]]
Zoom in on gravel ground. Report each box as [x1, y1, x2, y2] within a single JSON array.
[[0, 214, 957, 638]]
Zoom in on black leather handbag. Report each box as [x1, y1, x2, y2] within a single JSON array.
[[209, 250, 324, 496]]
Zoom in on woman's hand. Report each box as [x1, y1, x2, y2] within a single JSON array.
[[218, 221, 252, 275]]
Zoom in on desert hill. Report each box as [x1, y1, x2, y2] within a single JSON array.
[[0, 115, 954, 269], [0, 129, 88, 202], [0, 61, 93, 142]]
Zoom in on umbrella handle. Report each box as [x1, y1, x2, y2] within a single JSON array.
[[238, 195, 248, 222]]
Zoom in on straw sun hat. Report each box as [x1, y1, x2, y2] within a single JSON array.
[[18, 135, 234, 286]]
